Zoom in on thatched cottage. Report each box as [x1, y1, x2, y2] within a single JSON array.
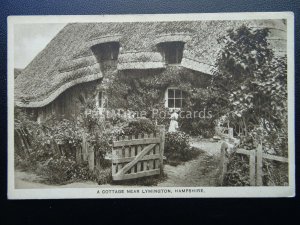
[[15, 20, 286, 122]]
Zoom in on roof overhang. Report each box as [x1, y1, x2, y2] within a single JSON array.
[[87, 34, 122, 47], [117, 52, 165, 70], [181, 58, 214, 75], [15, 73, 103, 108]]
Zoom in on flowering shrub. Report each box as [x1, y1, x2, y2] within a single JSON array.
[[122, 118, 157, 137], [39, 156, 75, 183], [165, 131, 199, 164], [38, 156, 91, 184], [88, 132, 112, 163], [15, 114, 82, 160], [94, 167, 112, 185], [14, 108, 112, 184]]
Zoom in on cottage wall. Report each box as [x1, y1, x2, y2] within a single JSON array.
[[35, 79, 102, 122], [31, 65, 211, 122]]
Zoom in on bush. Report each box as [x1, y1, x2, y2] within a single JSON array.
[[179, 118, 215, 137], [165, 131, 200, 165], [94, 167, 113, 185], [223, 152, 250, 186], [14, 112, 112, 185], [122, 118, 157, 137], [88, 132, 112, 164], [263, 160, 288, 186], [36, 155, 113, 185], [37, 156, 95, 184]]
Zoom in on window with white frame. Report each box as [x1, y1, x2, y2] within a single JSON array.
[[96, 91, 106, 109], [166, 88, 185, 109]]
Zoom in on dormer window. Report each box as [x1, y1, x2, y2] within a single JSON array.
[[158, 41, 185, 65], [91, 42, 120, 62]]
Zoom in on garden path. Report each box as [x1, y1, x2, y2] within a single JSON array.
[[157, 139, 221, 187]]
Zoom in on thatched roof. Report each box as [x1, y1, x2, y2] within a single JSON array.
[[15, 19, 286, 108]]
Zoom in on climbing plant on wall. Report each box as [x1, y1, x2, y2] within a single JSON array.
[[104, 66, 215, 136]]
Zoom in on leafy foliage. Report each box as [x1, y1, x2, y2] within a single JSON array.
[[105, 67, 214, 136], [212, 25, 287, 151], [165, 131, 200, 165], [223, 153, 250, 186], [14, 106, 112, 184], [38, 157, 95, 184], [122, 118, 157, 137], [213, 25, 288, 186]]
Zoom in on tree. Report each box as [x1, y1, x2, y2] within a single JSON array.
[[212, 25, 287, 156]]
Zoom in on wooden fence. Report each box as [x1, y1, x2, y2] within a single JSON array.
[[15, 128, 32, 158], [79, 132, 104, 172], [15, 124, 166, 181], [15, 126, 92, 168], [15, 127, 82, 159], [219, 143, 288, 186]]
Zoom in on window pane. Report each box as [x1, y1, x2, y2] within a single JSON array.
[[98, 92, 102, 107], [182, 99, 185, 108], [175, 99, 181, 108], [168, 99, 174, 108], [168, 89, 174, 98], [175, 89, 182, 98]]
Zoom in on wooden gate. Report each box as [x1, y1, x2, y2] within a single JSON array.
[[112, 129, 165, 181]]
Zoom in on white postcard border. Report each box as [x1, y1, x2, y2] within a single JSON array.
[[7, 12, 295, 199]]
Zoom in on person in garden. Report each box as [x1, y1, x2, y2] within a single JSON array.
[[168, 109, 179, 132]]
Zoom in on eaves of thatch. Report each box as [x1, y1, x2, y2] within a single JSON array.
[[15, 19, 286, 108]]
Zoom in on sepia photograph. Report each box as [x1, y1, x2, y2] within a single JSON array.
[[7, 12, 295, 198]]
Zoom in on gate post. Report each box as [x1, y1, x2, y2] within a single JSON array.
[[88, 146, 95, 171], [82, 132, 88, 161], [219, 142, 229, 186], [249, 150, 256, 186], [256, 144, 263, 186], [158, 125, 165, 174]]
